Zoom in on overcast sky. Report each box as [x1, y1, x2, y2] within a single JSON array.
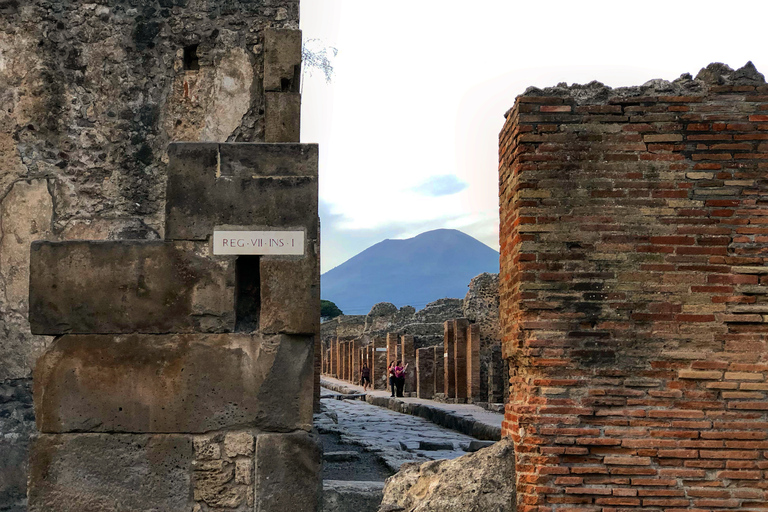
[[299, 0, 768, 273]]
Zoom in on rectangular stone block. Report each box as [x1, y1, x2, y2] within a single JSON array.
[[416, 347, 435, 399], [165, 143, 318, 241], [444, 321, 456, 398], [260, 241, 320, 335], [468, 323, 481, 400], [263, 28, 302, 92], [28, 433, 195, 512], [433, 345, 445, 395], [266, 92, 301, 143], [454, 318, 469, 400], [29, 240, 235, 335], [34, 333, 314, 433], [255, 431, 321, 512]]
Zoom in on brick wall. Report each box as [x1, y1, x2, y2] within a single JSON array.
[[499, 62, 768, 511]]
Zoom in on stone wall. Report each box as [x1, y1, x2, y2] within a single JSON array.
[[0, 1, 300, 508], [500, 62, 768, 511]]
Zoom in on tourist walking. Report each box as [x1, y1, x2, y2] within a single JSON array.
[[394, 360, 408, 397], [360, 363, 371, 392]]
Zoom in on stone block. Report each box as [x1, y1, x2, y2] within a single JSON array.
[[401, 334, 416, 394], [165, 142, 318, 241], [254, 430, 322, 512], [29, 240, 235, 335], [34, 333, 314, 433], [260, 244, 320, 335], [266, 92, 301, 142], [322, 480, 384, 512], [28, 433, 195, 512], [263, 28, 302, 92]]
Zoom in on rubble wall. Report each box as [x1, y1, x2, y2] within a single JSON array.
[[0, 2, 299, 509], [500, 63, 768, 511]]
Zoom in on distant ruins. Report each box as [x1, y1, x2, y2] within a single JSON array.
[[321, 272, 508, 405], [500, 62, 768, 511]]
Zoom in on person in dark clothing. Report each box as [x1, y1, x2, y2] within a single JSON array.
[[360, 363, 371, 392], [388, 361, 396, 397]]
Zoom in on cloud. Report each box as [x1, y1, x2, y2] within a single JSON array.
[[412, 175, 468, 197]]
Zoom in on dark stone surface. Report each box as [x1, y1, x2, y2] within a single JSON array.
[[255, 430, 322, 512], [263, 28, 302, 93], [29, 240, 235, 335], [0, 379, 34, 512], [265, 92, 301, 142], [34, 333, 314, 433], [165, 142, 319, 241], [28, 433, 194, 512], [260, 248, 320, 335]]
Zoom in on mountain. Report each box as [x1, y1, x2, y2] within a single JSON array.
[[321, 229, 499, 315]]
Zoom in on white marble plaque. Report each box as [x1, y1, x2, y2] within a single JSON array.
[[213, 230, 304, 255]]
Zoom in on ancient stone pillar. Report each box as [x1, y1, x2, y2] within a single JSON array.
[[433, 345, 445, 396], [372, 337, 388, 390], [453, 318, 469, 400], [400, 334, 416, 394], [386, 332, 399, 366], [467, 323, 481, 401], [332, 338, 339, 378], [28, 142, 321, 511], [416, 347, 435, 399], [443, 320, 455, 398], [352, 340, 361, 384]]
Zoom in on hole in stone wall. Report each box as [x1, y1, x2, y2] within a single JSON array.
[[235, 256, 260, 332], [183, 44, 200, 71]]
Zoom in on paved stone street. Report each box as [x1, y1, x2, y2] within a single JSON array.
[[316, 387, 489, 472]]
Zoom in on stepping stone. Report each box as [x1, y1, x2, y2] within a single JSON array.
[[418, 440, 455, 451], [324, 451, 361, 462]]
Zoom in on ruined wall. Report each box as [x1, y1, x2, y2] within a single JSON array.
[[462, 272, 506, 402], [0, 2, 298, 509], [500, 62, 768, 511]]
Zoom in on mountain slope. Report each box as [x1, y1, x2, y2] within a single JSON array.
[[321, 229, 499, 315]]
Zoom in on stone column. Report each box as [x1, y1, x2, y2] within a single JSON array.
[[433, 345, 445, 396], [400, 334, 416, 394], [416, 347, 435, 399], [372, 337, 388, 390], [352, 340, 361, 384], [467, 323, 481, 401], [386, 332, 399, 366], [454, 318, 469, 400], [333, 338, 340, 378], [443, 320, 455, 398]]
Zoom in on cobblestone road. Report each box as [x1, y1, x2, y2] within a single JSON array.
[[315, 387, 484, 472]]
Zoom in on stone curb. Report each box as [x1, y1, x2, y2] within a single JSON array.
[[320, 379, 501, 442]]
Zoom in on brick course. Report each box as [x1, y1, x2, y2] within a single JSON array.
[[499, 63, 768, 511]]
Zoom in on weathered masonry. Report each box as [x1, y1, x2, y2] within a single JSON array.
[[499, 62, 768, 511], [0, 2, 303, 508], [28, 142, 320, 511]]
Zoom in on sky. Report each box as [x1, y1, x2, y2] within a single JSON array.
[[299, 0, 768, 274]]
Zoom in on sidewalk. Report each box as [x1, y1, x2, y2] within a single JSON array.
[[320, 376, 503, 441]]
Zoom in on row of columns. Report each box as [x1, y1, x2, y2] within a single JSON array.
[[321, 318, 481, 401]]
